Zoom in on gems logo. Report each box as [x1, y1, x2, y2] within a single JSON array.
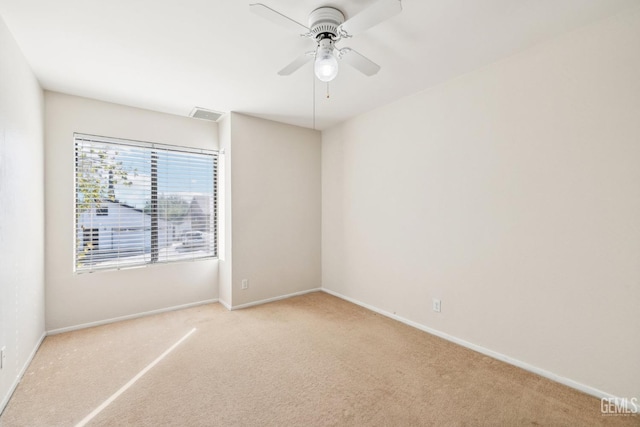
[[601, 397, 638, 416]]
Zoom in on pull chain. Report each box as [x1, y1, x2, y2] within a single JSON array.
[[326, 82, 330, 99]]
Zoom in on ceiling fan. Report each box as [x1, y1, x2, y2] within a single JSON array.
[[250, 0, 402, 82]]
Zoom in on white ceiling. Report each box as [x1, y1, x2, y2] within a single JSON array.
[[0, 0, 637, 130]]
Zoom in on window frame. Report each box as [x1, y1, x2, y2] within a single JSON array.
[[73, 133, 218, 273]]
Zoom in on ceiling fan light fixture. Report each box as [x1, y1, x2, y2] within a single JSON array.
[[251, 2, 400, 81], [314, 38, 338, 82]]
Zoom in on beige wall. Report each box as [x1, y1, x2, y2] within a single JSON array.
[[0, 16, 45, 411], [217, 113, 232, 308], [229, 113, 321, 307], [44, 92, 219, 331], [322, 9, 640, 399]]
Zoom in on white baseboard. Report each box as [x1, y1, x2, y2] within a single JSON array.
[[47, 299, 219, 335], [218, 298, 232, 311], [229, 288, 322, 311], [0, 331, 46, 416], [321, 288, 634, 411]]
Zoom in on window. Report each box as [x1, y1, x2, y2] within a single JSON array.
[[74, 133, 217, 273]]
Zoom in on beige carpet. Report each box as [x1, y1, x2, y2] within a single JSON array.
[[1, 292, 637, 426]]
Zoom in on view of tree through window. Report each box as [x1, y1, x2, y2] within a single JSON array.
[[74, 134, 217, 272]]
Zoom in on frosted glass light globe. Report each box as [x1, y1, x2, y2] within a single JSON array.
[[314, 44, 338, 82]]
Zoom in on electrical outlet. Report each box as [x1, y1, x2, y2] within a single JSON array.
[[432, 299, 441, 313], [0, 346, 6, 370], [241, 279, 248, 290]]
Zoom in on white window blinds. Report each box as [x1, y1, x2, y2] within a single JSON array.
[[74, 133, 217, 273]]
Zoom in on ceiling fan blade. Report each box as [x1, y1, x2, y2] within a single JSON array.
[[278, 52, 314, 76], [340, 0, 402, 36], [339, 48, 380, 76], [249, 3, 309, 34]]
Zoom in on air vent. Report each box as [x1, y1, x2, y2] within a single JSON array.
[[190, 107, 224, 122]]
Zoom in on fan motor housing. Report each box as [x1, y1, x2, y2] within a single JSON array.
[[308, 7, 344, 40]]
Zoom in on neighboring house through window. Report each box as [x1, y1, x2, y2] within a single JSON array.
[[74, 133, 218, 272]]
